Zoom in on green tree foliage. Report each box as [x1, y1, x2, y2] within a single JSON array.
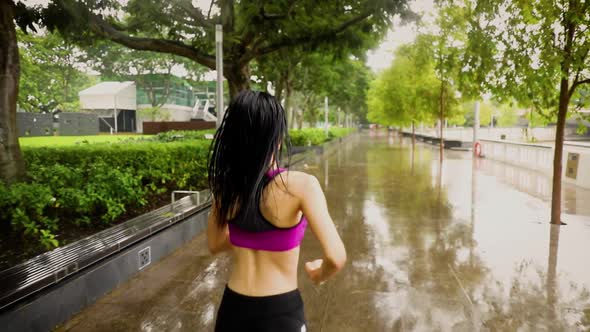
[[367, 35, 458, 131], [292, 53, 335, 128], [461, 100, 492, 126], [431, 1, 468, 161], [256, 48, 303, 127], [279, 52, 370, 129], [369, 1, 467, 159], [471, 0, 590, 224], [17, 30, 96, 112], [458, 1, 498, 100], [368, 57, 417, 126], [331, 57, 373, 124], [41, 0, 414, 98], [257, 47, 372, 129], [495, 104, 519, 128]]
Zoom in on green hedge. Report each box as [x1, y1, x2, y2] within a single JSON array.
[[1, 138, 211, 249], [1, 127, 355, 252], [152, 129, 216, 142], [289, 128, 355, 147]]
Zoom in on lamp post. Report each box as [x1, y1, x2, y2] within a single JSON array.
[[474, 100, 480, 156], [324, 96, 329, 136], [215, 24, 224, 128]]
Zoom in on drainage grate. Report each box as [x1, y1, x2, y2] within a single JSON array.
[[138, 247, 151, 270]]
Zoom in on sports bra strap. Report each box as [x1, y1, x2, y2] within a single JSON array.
[[266, 167, 286, 178]]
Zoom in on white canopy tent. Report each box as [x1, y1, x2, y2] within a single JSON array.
[[79, 81, 136, 133]]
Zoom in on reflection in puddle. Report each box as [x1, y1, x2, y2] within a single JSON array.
[[62, 132, 590, 331], [139, 258, 229, 332], [328, 134, 590, 331], [362, 198, 408, 290]]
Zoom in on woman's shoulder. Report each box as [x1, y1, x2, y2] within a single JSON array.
[[282, 170, 315, 181], [281, 170, 320, 194]]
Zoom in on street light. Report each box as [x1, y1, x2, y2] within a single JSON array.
[[215, 24, 224, 128], [324, 96, 329, 136]]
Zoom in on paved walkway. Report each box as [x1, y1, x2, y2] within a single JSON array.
[[56, 133, 590, 331]]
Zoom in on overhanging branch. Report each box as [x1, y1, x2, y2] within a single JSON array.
[[569, 77, 590, 99], [88, 14, 216, 69]]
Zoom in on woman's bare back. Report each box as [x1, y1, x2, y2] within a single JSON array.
[[228, 170, 307, 296]]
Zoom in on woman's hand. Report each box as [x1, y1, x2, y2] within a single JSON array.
[[305, 259, 324, 285]]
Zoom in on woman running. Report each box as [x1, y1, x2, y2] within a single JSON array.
[[207, 90, 346, 331]]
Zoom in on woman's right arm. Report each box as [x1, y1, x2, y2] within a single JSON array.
[[299, 174, 346, 283], [207, 200, 231, 254]]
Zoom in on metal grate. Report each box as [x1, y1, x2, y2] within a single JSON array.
[[0, 194, 211, 311]]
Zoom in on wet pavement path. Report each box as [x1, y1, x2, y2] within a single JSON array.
[[56, 132, 590, 331]]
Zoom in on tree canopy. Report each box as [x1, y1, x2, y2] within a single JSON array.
[[17, 30, 96, 112], [469, 0, 590, 224], [39, 0, 414, 98]]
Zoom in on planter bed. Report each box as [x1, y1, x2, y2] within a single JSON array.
[[0, 193, 210, 332], [0, 130, 356, 332]]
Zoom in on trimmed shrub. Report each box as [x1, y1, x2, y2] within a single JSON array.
[[328, 127, 354, 139], [289, 128, 355, 147], [153, 129, 216, 142], [2, 138, 212, 250], [0, 182, 58, 249], [2, 127, 354, 252]]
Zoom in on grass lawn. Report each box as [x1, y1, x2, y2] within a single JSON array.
[[19, 134, 153, 147]]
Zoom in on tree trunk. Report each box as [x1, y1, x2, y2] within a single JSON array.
[[550, 78, 569, 225], [547, 224, 560, 321], [274, 78, 283, 102], [550, 11, 576, 225], [290, 107, 296, 129], [298, 108, 305, 129], [63, 70, 70, 104], [0, 1, 25, 184], [161, 76, 172, 107], [226, 64, 251, 101], [284, 75, 293, 128], [410, 138, 415, 175], [439, 80, 445, 164], [411, 121, 416, 148]]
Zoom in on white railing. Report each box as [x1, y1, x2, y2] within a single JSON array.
[[480, 158, 553, 199], [479, 139, 590, 190], [201, 100, 217, 122], [404, 127, 561, 142], [192, 99, 216, 122], [480, 139, 553, 174]]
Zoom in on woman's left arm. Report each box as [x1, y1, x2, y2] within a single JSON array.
[[207, 202, 231, 254]]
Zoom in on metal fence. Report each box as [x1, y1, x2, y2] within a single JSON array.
[[17, 112, 99, 137], [142, 121, 215, 134]]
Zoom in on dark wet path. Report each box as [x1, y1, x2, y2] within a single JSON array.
[[57, 132, 590, 331]]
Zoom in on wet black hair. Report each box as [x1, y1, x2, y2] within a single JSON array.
[[207, 90, 291, 227]]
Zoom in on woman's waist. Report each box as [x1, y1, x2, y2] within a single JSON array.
[[228, 263, 298, 296], [219, 285, 304, 319]]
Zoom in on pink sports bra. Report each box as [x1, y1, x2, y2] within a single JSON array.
[[228, 168, 308, 251]]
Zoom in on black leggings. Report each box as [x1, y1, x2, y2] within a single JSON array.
[[215, 286, 306, 332]]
